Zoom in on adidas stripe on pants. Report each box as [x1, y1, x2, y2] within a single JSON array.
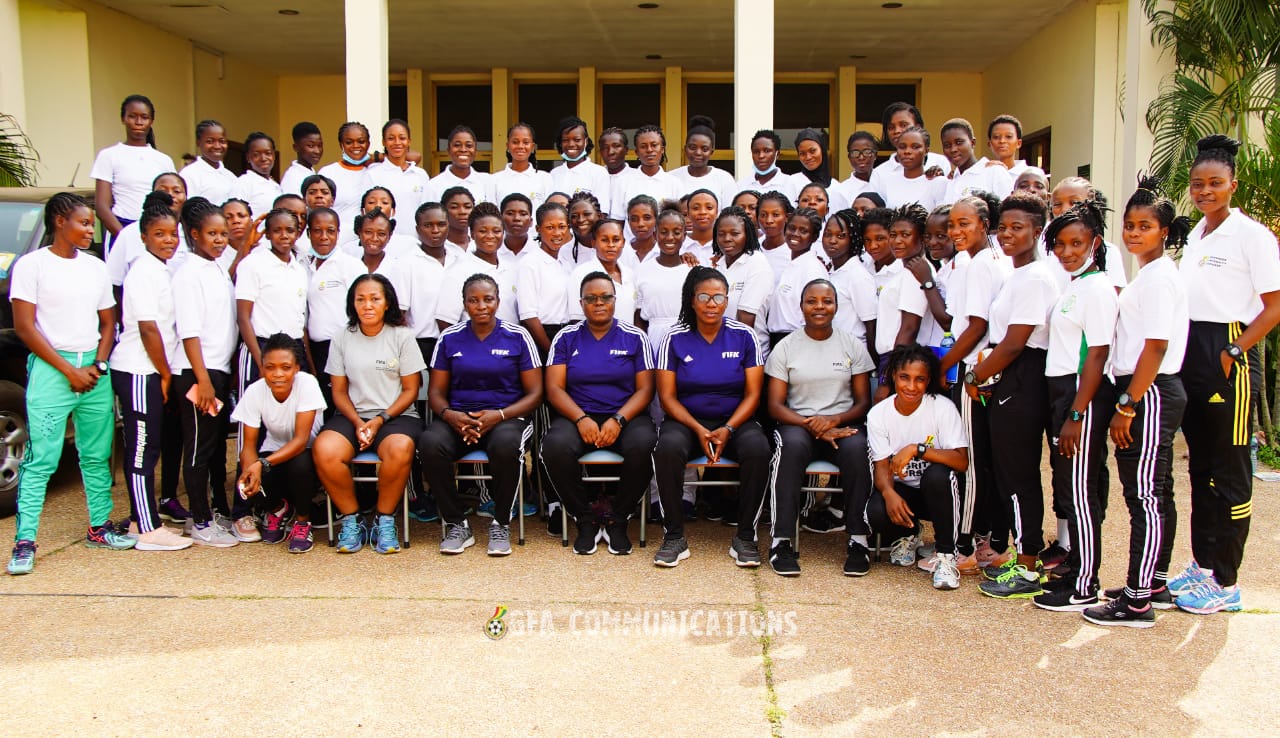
[[111, 370, 165, 533]]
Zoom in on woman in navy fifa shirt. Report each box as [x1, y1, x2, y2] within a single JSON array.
[[421, 274, 544, 557], [542, 272, 657, 556], [651, 266, 769, 569]]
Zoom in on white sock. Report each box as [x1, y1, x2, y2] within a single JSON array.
[[772, 537, 790, 549], [848, 534, 868, 547], [1057, 519, 1071, 550]]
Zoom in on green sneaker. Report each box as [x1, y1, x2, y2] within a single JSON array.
[[981, 555, 1019, 581], [8, 540, 36, 575], [979, 564, 1044, 599], [85, 521, 137, 550]]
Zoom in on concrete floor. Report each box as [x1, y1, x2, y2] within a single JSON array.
[[1, 437, 1277, 737]]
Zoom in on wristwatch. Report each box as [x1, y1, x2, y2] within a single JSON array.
[[724, 423, 737, 436], [1069, 409, 1085, 422], [1225, 343, 1245, 363], [1116, 392, 1133, 409], [963, 370, 978, 386], [377, 411, 392, 424], [610, 413, 628, 428], [257, 456, 272, 473], [94, 360, 109, 373], [920, 280, 936, 291], [915, 442, 928, 458]]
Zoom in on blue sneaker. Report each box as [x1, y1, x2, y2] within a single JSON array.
[[371, 514, 401, 554], [408, 496, 439, 523], [336, 514, 367, 553], [1168, 561, 1211, 596], [1175, 581, 1242, 614], [85, 522, 137, 550], [8, 540, 36, 575], [476, 500, 496, 518]]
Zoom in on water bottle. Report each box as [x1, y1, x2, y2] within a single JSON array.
[[934, 333, 958, 385]]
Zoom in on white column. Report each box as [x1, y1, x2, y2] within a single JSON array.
[[734, 0, 773, 180], [0, 0, 26, 128], [345, 0, 389, 128]]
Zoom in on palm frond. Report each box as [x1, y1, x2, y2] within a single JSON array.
[[0, 113, 40, 187]]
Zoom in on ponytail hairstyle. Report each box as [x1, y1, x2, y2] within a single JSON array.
[[634, 124, 667, 165], [657, 203, 686, 235], [180, 196, 224, 244], [1192, 133, 1240, 175], [793, 127, 832, 187], [467, 201, 502, 230], [361, 185, 397, 211], [828, 207, 866, 258], [353, 206, 394, 239], [884, 343, 944, 397], [1124, 174, 1192, 251], [677, 266, 730, 328], [141, 189, 175, 214], [955, 190, 1002, 235], [381, 118, 411, 139], [554, 116, 593, 156], [506, 121, 539, 166], [687, 115, 717, 148], [121, 94, 157, 147], [1044, 197, 1110, 271]]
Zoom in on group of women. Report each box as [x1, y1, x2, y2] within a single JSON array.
[[8, 94, 1276, 631]]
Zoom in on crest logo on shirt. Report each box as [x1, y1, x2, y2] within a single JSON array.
[[374, 357, 400, 373], [1060, 295, 1077, 313], [1199, 255, 1227, 268]]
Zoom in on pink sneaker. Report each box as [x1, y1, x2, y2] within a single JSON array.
[[233, 515, 261, 543], [135, 527, 192, 551], [974, 535, 1005, 567], [956, 551, 981, 576]]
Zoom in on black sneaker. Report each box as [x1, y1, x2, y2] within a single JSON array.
[[1082, 597, 1155, 629], [1032, 587, 1099, 612], [769, 541, 801, 577], [843, 540, 870, 576], [1038, 541, 1069, 570], [603, 519, 632, 555], [1103, 585, 1175, 610], [682, 499, 698, 521], [573, 520, 599, 555], [800, 508, 845, 534], [654, 536, 690, 567], [729, 536, 761, 567], [547, 504, 564, 538]]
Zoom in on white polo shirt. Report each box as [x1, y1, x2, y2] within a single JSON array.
[[767, 250, 829, 334], [897, 260, 947, 348], [400, 243, 464, 339], [735, 171, 799, 204], [234, 248, 308, 339], [490, 164, 554, 212], [111, 252, 178, 375], [1181, 208, 1280, 324], [425, 167, 492, 205], [435, 252, 519, 326], [567, 258, 638, 323], [870, 168, 948, 211], [171, 254, 237, 372], [279, 161, 316, 197], [230, 372, 326, 453], [875, 262, 907, 357], [829, 257, 878, 345], [305, 251, 366, 341], [988, 260, 1060, 350], [8, 247, 114, 353], [718, 249, 775, 357], [179, 158, 238, 207], [872, 152, 951, 178], [317, 162, 373, 245], [669, 166, 736, 210], [950, 246, 1012, 366], [681, 237, 715, 267], [558, 238, 599, 274], [367, 160, 432, 238], [830, 176, 874, 213], [636, 259, 693, 353], [620, 169, 681, 213], [550, 160, 612, 215], [943, 157, 1013, 205], [105, 221, 190, 285], [606, 166, 638, 219], [1113, 255, 1188, 377], [232, 171, 283, 223], [90, 142, 175, 221], [515, 246, 571, 325], [1046, 271, 1118, 377]]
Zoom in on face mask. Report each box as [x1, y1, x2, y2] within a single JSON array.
[[754, 162, 778, 177], [342, 152, 370, 166], [309, 246, 333, 261], [1068, 247, 1096, 277], [561, 150, 588, 163]]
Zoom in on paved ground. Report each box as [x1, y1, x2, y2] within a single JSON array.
[[1, 436, 1277, 737]]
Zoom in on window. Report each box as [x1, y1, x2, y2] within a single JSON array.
[[1022, 126, 1051, 175], [515, 82, 577, 171], [388, 84, 407, 125], [856, 82, 918, 163], [601, 82, 662, 163], [685, 82, 734, 173], [434, 84, 493, 174], [774, 82, 832, 174]]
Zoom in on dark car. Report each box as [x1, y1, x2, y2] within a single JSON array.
[[0, 187, 101, 516]]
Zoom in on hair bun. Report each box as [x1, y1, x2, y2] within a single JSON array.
[[1134, 173, 1165, 196], [1196, 134, 1240, 157], [688, 114, 715, 131]]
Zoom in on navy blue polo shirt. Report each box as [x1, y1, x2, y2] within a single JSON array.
[[549, 319, 653, 415], [658, 318, 762, 418], [432, 319, 541, 412]]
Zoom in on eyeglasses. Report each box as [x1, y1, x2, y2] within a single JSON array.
[[581, 294, 616, 305], [848, 148, 877, 159], [695, 293, 729, 306]]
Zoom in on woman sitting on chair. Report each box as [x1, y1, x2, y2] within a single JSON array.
[[420, 273, 544, 557], [542, 272, 657, 556], [651, 266, 770, 569], [312, 274, 425, 555]]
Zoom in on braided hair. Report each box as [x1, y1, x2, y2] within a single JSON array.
[[677, 266, 729, 329], [1044, 198, 1110, 271], [827, 208, 865, 259], [180, 196, 223, 244], [889, 203, 930, 238], [1123, 175, 1192, 250], [1192, 134, 1240, 175], [711, 206, 761, 258]]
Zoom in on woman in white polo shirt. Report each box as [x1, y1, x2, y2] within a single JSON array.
[[426, 125, 492, 205], [92, 95, 175, 243], [304, 206, 365, 416], [1171, 135, 1280, 615], [319, 122, 375, 250], [434, 202, 520, 330], [366, 119, 431, 239], [735, 130, 799, 204], [711, 205, 774, 359], [669, 115, 736, 206], [232, 132, 284, 221], [491, 122, 553, 213], [179, 120, 238, 207], [516, 201, 574, 358], [550, 117, 611, 214]]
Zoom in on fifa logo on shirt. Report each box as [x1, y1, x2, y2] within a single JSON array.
[[374, 357, 400, 373], [721, 351, 740, 359], [491, 349, 512, 356], [609, 349, 630, 356]]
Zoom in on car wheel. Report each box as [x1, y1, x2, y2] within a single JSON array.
[[0, 380, 28, 517]]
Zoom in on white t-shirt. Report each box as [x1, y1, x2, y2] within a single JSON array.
[[550, 160, 612, 216], [425, 167, 492, 205], [897, 260, 947, 348], [279, 161, 316, 198], [1113, 255, 1188, 377], [620, 169, 681, 214], [234, 248, 309, 339], [557, 238, 599, 274], [435, 252, 519, 326], [1046, 272, 1118, 377], [567, 258, 638, 323], [766, 251, 829, 334], [1181, 208, 1280, 324], [111, 252, 177, 375], [179, 158, 238, 207], [987, 260, 1060, 350], [400, 244, 465, 339], [935, 250, 970, 301], [765, 327, 875, 417], [171, 254, 237, 372], [718, 250, 775, 358], [515, 247, 571, 325], [867, 394, 967, 488], [1047, 238, 1129, 292], [950, 246, 1013, 366], [367, 160, 432, 238], [305, 251, 366, 341], [636, 259, 693, 354], [105, 221, 190, 285], [231, 172, 283, 224], [8, 247, 114, 353], [735, 171, 799, 204], [668, 166, 736, 210], [870, 167, 948, 211], [943, 158, 1013, 205], [490, 164, 554, 213], [317, 163, 374, 245], [680, 237, 715, 267], [90, 143, 175, 221], [606, 166, 638, 219], [761, 243, 794, 280], [830, 176, 874, 213], [230, 372, 326, 453], [874, 262, 907, 356], [829, 258, 878, 345], [872, 151, 951, 178]]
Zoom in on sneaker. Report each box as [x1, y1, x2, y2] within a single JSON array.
[[1168, 561, 1212, 596], [287, 522, 314, 554], [574, 520, 600, 555], [916, 541, 936, 560], [260, 503, 292, 545], [157, 497, 191, 523], [1032, 587, 1099, 612], [8, 540, 36, 575], [730, 536, 762, 568], [440, 522, 475, 554], [1082, 598, 1155, 629], [981, 552, 1018, 580], [188, 521, 239, 548], [547, 503, 564, 537], [1039, 541, 1069, 570], [843, 540, 870, 577], [232, 515, 261, 543], [476, 500, 496, 518], [212, 511, 236, 533], [336, 514, 367, 553], [889, 535, 919, 567], [769, 541, 801, 576], [1175, 581, 1242, 614], [917, 552, 941, 573], [1102, 586, 1175, 610], [86, 522, 137, 550], [956, 552, 981, 576], [682, 499, 698, 521], [932, 553, 961, 590], [135, 527, 193, 551], [407, 498, 440, 523], [603, 520, 632, 556], [974, 535, 1005, 567], [800, 508, 845, 534], [487, 521, 511, 556], [371, 514, 401, 554], [654, 536, 690, 568], [979, 564, 1044, 599]]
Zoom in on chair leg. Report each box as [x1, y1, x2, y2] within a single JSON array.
[[795, 519, 801, 556], [560, 503, 569, 547], [639, 492, 647, 548], [326, 492, 335, 547], [402, 482, 411, 549], [517, 465, 526, 546]]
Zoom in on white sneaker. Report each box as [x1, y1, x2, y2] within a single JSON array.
[[189, 521, 240, 548], [135, 527, 193, 551], [889, 535, 919, 567], [917, 551, 941, 573], [232, 515, 261, 542], [932, 553, 960, 590]]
